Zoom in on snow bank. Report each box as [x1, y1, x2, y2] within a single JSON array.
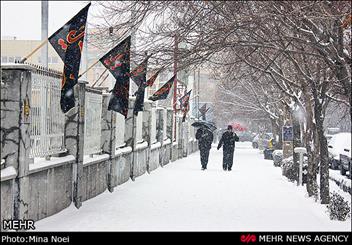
[[136, 141, 148, 150], [163, 138, 171, 145], [151, 142, 161, 150], [34, 143, 351, 231], [83, 154, 109, 166], [1, 166, 17, 181], [115, 146, 132, 156], [30, 155, 75, 174]]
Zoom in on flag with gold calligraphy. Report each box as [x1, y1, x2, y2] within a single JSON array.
[[99, 36, 131, 117], [48, 3, 90, 113], [148, 75, 175, 101], [179, 90, 192, 122]]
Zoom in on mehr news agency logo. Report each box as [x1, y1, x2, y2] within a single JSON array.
[[240, 234, 350, 244], [2, 219, 70, 243]]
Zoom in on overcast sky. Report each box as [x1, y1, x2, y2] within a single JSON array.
[[1, 1, 101, 40]]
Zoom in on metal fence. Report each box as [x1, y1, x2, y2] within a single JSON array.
[[84, 89, 102, 156], [29, 68, 65, 158]]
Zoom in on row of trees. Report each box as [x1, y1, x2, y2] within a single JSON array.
[[91, 1, 351, 204]]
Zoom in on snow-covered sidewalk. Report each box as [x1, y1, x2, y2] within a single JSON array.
[[34, 142, 351, 231]]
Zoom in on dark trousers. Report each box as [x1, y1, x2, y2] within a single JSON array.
[[223, 148, 234, 170], [200, 149, 210, 168]]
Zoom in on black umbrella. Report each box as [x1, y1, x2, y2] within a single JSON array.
[[191, 120, 217, 131]]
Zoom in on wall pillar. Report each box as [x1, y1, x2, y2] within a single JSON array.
[[101, 93, 116, 192], [143, 101, 152, 173], [1, 64, 34, 223], [64, 81, 86, 209], [125, 98, 135, 180]]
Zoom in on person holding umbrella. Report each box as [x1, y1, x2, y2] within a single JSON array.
[[217, 125, 239, 171], [195, 125, 214, 170]]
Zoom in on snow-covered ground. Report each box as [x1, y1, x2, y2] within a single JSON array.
[[34, 142, 351, 231]]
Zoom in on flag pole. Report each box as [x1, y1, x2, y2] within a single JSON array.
[[97, 73, 110, 87], [78, 59, 100, 79], [20, 39, 49, 63], [91, 68, 108, 87]]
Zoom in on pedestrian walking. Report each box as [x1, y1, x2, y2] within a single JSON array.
[[217, 125, 239, 171], [195, 126, 214, 170]]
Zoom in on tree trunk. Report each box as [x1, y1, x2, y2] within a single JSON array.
[[292, 108, 302, 184], [314, 103, 330, 204], [303, 87, 318, 198], [270, 118, 282, 149]]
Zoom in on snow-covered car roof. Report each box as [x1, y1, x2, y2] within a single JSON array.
[[328, 132, 351, 159]]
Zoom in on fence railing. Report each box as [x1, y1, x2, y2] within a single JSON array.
[[84, 88, 102, 156], [29, 68, 65, 158]]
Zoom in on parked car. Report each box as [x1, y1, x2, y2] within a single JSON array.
[[340, 152, 351, 178], [325, 127, 340, 144], [252, 132, 274, 150], [263, 137, 276, 160], [238, 131, 254, 142], [262, 133, 274, 149], [328, 132, 351, 171]]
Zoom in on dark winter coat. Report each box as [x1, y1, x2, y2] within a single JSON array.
[[217, 131, 240, 168], [217, 131, 239, 151], [196, 127, 213, 151]]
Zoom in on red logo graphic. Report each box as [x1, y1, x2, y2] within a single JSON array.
[[241, 234, 256, 243]]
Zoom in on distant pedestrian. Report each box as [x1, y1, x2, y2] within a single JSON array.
[[196, 126, 214, 170], [217, 125, 239, 171]]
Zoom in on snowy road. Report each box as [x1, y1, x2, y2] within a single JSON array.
[[35, 142, 351, 231]]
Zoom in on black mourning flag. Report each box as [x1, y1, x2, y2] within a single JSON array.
[[49, 3, 90, 113], [130, 54, 151, 87], [99, 36, 131, 118], [132, 57, 149, 116], [199, 103, 208, 115], [179, 90, 192, 122], [146, 67, 163, 87], [148, 75, 175, 101]]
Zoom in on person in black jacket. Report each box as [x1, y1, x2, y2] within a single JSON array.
[[195, 126, 214, 170], [217, 125, 239, 171]]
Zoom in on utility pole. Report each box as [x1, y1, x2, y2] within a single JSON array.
[[173, 34, 178, 141], [41, 1, 48, 68], [129, 4, 138, 96], [81, 21, 88, 81], [198, 68, 200, 119]]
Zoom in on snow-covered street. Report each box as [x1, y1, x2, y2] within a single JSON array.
[[34, 142, 351, 231]]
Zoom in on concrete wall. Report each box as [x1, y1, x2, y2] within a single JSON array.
[[27, 162, 73, 221], [0, 178, 15, 229], [0, 64, 198, 228], [82, 157, 108, 202], [113, 149, 132, 186], [149, 143, 161, 171]]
